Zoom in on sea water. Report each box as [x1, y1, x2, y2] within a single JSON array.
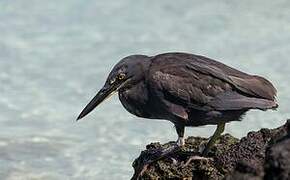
[[0, 0, 290, 179]]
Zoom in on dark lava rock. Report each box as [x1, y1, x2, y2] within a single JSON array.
[[131, 120, 290, 180], [264, 120, 290, 180]]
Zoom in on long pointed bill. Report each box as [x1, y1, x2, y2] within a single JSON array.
[[77, 85, 118, 121]]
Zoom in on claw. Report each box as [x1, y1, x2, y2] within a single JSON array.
[[176, 137, 185, 146]]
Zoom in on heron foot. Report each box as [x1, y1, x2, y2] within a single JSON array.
[[132, 144, 182, 180], [176, 137, 185, 147], [198, 142, 206, 154]]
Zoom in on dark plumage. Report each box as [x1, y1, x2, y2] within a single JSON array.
[[77, 52, 278, 155]]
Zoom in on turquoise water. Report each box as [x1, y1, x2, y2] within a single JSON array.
[[0, 0, 290, 179]]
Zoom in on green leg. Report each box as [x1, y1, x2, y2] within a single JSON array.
[[202, 122, 225, 156]]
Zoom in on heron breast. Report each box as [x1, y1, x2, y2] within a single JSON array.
[[118, 86, 151, 118]]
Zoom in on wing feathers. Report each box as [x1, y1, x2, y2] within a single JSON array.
[[229, 75, 277, 101], [149, 53, 278, 112], [209, 91, 278, 110], [186, 60, 277, 101]]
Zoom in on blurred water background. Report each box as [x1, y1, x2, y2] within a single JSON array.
[[0, 0, 290, 179]]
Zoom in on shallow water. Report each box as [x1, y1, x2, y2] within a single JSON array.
[[0, 0, 290, 179]]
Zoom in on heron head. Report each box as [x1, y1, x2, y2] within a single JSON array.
[[77, 55, 150, 120]]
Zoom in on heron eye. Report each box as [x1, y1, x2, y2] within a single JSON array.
[[118, 73, 126, 80]]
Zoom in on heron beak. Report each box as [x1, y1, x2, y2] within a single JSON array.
[[76, 84, 118, 121]]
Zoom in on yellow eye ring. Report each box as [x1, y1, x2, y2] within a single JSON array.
[[118, 73, 126, 80]]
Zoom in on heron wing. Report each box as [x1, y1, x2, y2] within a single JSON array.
[[148, 53, 277, 111], [150, 53, 277, 101], [186, 54, 276, 101], [149, 61, 232, 111]]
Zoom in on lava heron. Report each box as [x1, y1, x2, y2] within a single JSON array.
[[77, 52, 278, 155]]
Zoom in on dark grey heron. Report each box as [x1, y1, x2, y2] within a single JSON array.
[[77, 52, 278, 155]]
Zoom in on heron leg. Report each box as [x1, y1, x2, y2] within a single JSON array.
[[175, 124, 185, 146], [202, 122, 225, 156]]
